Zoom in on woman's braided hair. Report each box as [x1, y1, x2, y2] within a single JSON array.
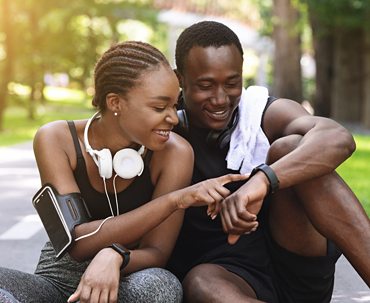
[[92, 41, 169, 111]]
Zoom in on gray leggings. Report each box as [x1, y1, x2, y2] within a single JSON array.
[[0, 242, 182, 303]]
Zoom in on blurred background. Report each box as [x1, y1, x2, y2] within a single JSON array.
[[0, 0, 369, 214]]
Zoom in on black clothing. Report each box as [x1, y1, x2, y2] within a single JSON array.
[[67, 121, 155, 218], [166, 97, 341, 303]]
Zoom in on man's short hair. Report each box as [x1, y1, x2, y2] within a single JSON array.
[[175, 21, 244, 75]]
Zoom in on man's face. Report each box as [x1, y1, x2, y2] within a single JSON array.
[[178, 44, 243, 130]]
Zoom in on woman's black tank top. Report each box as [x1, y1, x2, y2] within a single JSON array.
[[67, 121, 155, 220]]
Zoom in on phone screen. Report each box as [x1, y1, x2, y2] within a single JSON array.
[[33, 186, 72, 258]]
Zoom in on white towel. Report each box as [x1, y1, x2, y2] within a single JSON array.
[[226, 86, 270, 174]]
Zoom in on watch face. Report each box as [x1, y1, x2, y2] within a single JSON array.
[[114, 243, 130, 255]]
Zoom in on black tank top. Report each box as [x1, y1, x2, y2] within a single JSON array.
[[166, 97, 277, 281], [67, 121, 155, 220]]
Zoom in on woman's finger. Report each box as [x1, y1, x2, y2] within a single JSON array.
[[216, 173, 250, 186], [108, 288, 119, 303], [206, 189, 225, 219], [89, 287, 102, 303], [68, 281, 83, 303], [98, 288, 110, 303], [77, 285, 92, 303]]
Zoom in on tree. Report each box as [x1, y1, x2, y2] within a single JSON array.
[[271, 0, 303, 102], [0, 0, 14, 130], [304, 0, 370, 125], [0, 0, 162, 130], [309, 8, 333, 117]]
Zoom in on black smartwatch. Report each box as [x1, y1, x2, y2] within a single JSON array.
[[250, 164, 279, 194], [107, 243, 130, 270]]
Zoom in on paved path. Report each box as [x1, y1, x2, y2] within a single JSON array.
[[0, 141, 369, 301]]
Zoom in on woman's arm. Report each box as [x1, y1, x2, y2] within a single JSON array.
[[67, 132, 194, 262], [35, 122, 246, 264]]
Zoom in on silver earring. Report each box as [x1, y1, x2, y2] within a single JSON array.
[[114, 112, 118, 116]]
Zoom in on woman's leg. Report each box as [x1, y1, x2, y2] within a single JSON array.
[[0, 266, 66, 303], [118, 268, 183, 303], [0, 288, 20, 303]]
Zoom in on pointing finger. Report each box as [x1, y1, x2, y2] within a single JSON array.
[[217, 174, 250, 186]]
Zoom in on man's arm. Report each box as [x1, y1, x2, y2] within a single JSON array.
[[262, 98, 355, 189], [220, 98, 356, 244]]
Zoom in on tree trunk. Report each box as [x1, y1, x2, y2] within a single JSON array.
[[309, 8, 334, 118], [363, 29, 370, 129], [0, 0, 13, 131], [272, 0, 302, 102], [331, 28, 363, 122]]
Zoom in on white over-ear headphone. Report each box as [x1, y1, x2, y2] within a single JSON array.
[[84, 111, 145, 180]]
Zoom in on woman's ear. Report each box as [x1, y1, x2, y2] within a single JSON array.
[[174, 69, 183, 88], [106, 93, 122, 115]]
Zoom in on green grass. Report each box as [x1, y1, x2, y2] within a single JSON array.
[[1, 87, 369, 216], [0, 87, 95, 146], [337, 135, 370, 216]]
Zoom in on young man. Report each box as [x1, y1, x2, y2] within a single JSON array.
[[166, 21, 370, 303]]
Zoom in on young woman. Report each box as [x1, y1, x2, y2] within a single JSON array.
[[0, 41, 247, 303]]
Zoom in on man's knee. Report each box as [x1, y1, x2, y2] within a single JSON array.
[[266, 134, 303, 164], [120, 268, 182, 303], [183, 265, 216, 302]]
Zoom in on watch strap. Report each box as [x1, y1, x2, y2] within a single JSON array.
[[250, 164, 279, 194], [107, 243, 130, 270]]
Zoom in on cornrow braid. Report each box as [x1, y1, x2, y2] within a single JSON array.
[[92, 41, 169, 111]]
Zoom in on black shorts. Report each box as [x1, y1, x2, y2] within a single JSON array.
[[265, 227, 341, 303], [211, 225, 341, 303]]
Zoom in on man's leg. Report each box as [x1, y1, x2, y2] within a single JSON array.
[[267, 135, 370, 286], [182, 264, 264, 303]]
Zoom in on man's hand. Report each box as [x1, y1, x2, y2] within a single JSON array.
[[220, 172, 270, 245], [175, 174, 249, 219], [68, 248, 123, 303]]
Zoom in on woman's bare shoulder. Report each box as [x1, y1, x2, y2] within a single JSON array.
[[34, 120, 70, 146], [160, 131, 194, 163]]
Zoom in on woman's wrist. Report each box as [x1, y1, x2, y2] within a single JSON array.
[[171, 188, 187, 210], [102, 247, 124, 269]]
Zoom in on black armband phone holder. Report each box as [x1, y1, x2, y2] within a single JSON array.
[[32, 183, 92, 259], [250, 164, 279, 194]]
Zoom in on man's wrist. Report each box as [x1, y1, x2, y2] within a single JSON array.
[[250, 164, 279, 194]]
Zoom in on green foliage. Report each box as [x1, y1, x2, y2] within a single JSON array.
[[337, 135, 370, 216], [302, 0, 370, 29], [0, 86, 94, 146], [0, 0, 174, 131]]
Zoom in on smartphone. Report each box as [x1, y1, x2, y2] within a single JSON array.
[[32, 185, 72, 259]]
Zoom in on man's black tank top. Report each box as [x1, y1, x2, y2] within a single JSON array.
[[166, 97, 277, 281], [67, 121, 155, 220]]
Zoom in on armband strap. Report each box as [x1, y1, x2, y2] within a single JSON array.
[[32, 183, 92, 259], [250, 164, 279, 194]]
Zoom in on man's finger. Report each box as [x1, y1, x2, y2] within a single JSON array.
[[228, 234, 240, 245]]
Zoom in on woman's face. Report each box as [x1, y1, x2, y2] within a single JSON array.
[[119, 64, 180, 151], [178, 44, 243, 130]]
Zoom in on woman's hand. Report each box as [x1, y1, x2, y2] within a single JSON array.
[[175, 174, 249, 219], [68, 248, 123, 303]]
